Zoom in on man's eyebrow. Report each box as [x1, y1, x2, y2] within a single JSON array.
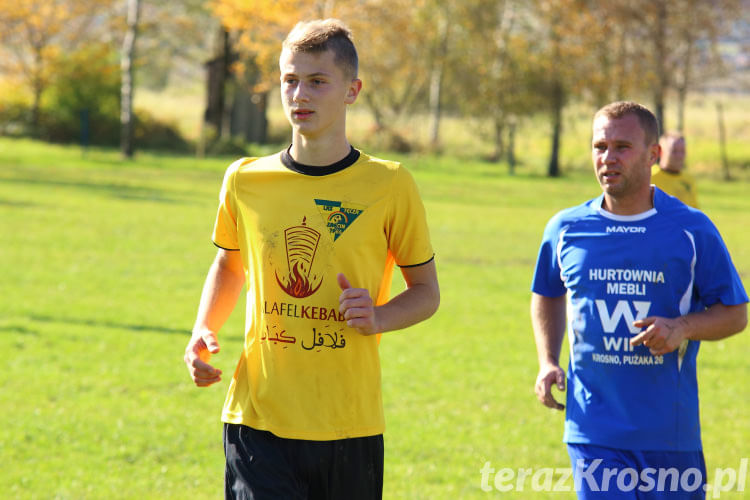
[[281, 71, 330, 79], [592, 138, 632, 144]]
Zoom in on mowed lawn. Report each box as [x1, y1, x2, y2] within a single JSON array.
[[1, 137, 748, 499]]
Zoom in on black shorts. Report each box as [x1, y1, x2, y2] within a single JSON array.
[[223, 423, 384, 500]]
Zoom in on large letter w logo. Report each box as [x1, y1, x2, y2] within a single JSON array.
[[595, 300, 651, 334]]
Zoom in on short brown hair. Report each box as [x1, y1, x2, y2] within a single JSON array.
[[282, 19, 358, 79], [594, 101, 660, 146]]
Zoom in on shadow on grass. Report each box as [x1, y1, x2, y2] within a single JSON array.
[[0, 324, 40, 336], [0, 174, 201, 205], [27, 314, 244, 341], [30, 314, 188, 336], [0, 199, 38, 208]]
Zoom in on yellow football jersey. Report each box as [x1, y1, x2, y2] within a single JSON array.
[[212, 148, 434, 440], [651, 165, 699, 208]]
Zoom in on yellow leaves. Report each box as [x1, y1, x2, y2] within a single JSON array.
[[209, 0, 433, 85], [1, 0, 115, 48], [207, 0, 441, 123], [209, 0, 305, 32], [0, 0, 116, 113], [209, 0, 332, 89]]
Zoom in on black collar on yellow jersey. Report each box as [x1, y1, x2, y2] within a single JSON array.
[[281, 145, 360, 176]]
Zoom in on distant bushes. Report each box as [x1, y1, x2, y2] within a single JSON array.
[[0, 44, 190, 152]]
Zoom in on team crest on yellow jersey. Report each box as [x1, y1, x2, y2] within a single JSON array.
[[314, 199, 365, 241], [275, 217, 324, 298]]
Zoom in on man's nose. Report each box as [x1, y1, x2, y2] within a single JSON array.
[[293, 83, 309, 102], [602, 148, 617, 164]]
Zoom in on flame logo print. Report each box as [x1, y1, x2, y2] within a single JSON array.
[[275, 217, 323, 298]]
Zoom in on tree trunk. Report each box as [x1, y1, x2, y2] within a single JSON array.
[[653, 91, 665, 136], [220, 31, 234, 141], [221, 79, 234, 141], [507, 120, 516, 175], [427, 64, 443, 149], [547, 81, 563, 178], [248, 92, 268, 144], [716, 102, 730, 181], [230, 87, 268, 144], [676, 28, 695, 133], [228, 56, 268, 144], [676, 88, 687, 134], [652, 0, 668, 133], [30, 45, 43, 136], [428, 15, 449, 149], [316, 0, 336, 18], [491, 115, 504, 163], [364, 93, 386, 132], [120, 0, 141, 159], [31, 78, 42, 137], [614, 28, 627, 100]]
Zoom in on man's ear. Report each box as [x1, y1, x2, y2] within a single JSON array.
[[345, 79, 362, 104], [649, 142, 661, 165]]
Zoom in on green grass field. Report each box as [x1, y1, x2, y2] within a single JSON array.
[[1, 137, 749, 499]]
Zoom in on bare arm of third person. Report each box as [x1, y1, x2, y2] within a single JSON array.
[[531, 292, 567, 410], [184, 248, 245, 387]]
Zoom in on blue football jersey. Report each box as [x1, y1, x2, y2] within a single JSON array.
[[532, 187, 748, 451]]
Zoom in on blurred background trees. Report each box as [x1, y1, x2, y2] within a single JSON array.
[[0, 0, 116, 136], [0, 0, 747, 174]]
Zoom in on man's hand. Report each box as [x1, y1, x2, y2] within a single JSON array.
[[535, 363, 566, 410], [337, 273, 380, 335], [184, 330, 222, 387], [631, 316, 688, 356]]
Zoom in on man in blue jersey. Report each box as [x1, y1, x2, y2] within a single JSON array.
[[531, 101, 747, 499]]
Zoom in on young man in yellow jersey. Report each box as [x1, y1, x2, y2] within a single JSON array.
[[183, 19, 440, 499], [651, 132, 699, 208]]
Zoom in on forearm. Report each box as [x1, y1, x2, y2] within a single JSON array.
[[375, 281, 440, 333], [682, 302, 747, 342], [531, 293, 567, 366], [192, 251, 245, 335]]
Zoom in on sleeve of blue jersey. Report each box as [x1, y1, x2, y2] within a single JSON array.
[[691, 212, 749, 307], [531, 211, 569, 297]]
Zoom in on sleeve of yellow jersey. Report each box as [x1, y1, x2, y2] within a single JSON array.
[[374, 165, 435, 342], [211, 159, 256, 250], [385, 165, 434, 267]]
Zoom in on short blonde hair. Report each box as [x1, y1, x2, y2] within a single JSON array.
[[282, 19, 358, 78]]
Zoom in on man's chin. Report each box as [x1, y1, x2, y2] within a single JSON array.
[[292, 127, 322, 140], [601, 184, 625, 196]]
